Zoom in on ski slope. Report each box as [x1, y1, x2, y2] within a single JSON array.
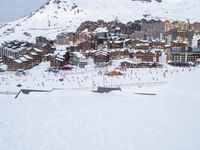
[[0, 62, 200, 150]]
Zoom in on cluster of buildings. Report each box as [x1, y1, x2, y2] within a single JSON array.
[[1, 19, 200, 71], [0, 39, 55, 71]]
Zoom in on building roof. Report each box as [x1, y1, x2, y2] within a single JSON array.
[[55, 58, 64, 62], [14, 59, 22, 63], [120, 60, 133, 64], [73, 52, 86, 59], [94, 50, 109, 56], [94, 27, 108, 33], [23, 55, 33, 60], [34, 48, 43, 53], [30, 52, 39, 56], [57, 55, 65, 59], [19, 57, 28, 62]]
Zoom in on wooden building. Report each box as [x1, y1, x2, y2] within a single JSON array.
[[56, 32, 75, 45], [172, 41, 188, 48], [6, 55, 34, 71], [125, 39, 149, 48], [1, 40, 33, 59], [110, 49, 129, 59], [150, 40, 165, 49], [84, 50, 95, 59], [39, 43, 54, 55], [198, 39, 200, 48], [50, 52, 70, 69], [28, 51, 42, 64], [72, 41, 95, 52], [94, 50, 110, 65], [108, 41, 124, 49], [50, 57, 65, 69], [130, 50, 159, 62], [74, 32, 92, 44]]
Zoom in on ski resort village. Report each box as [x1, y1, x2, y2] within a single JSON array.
[[0, 0, 200, 150], [1, 19, 200, 71]]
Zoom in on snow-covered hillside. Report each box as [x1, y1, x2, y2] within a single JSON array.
[[0, 0, 200, 43]]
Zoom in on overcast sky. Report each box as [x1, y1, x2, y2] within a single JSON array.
[[0, 0, 47, 23]]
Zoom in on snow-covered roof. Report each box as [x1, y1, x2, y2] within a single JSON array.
[[110, 49, 126, 52], [19, 57, 28, 62], [73, 52, 86, 59], [114, 41, 123, 44], [82, 28, 89, 33], [57, 55, 65, 59], [34, 48, 43, 53], [44, 54, 54, 57], [55, 58, 64, 62], [124, 39, 131, 43], [135, 43, 149, 47], [54, 50, 68, 56], [14, 59, 22, 63], [165, 45, 171, 47], [8, 56, 14, 59], [95, 50, 109, 56], [23, 55, 33, 60], [55, 45, 68, 51], [27, 47, 32, 51], [94, 27, 108, 33], [120, 59, 133, 64], [115, 27, 121, 30], [30, 52, 38, 56]]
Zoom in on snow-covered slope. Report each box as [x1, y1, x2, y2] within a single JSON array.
[[0, 0, 200, 43], [0, 63, 200, 150], [0, 0, 87, 43]]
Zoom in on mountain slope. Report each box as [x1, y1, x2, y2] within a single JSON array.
[[0, 0, 87, 43], [0, 0, 200, 43]]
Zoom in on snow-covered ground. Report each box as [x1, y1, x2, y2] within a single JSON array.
[[0, 61, 200, 150]]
